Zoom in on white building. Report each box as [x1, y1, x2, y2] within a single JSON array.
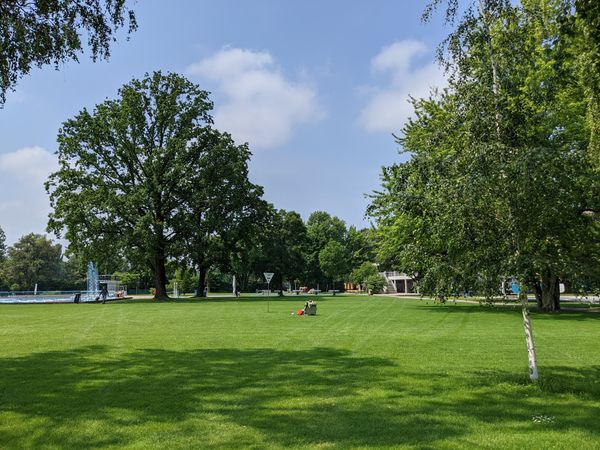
[[380, 271, 415, 294]]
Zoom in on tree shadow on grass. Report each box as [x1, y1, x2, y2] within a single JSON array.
[[471, 365, 600, 398], [0, 346, 461, 448], [1, 346, 598, 448], [419, 303, 600, 321], [460, 365, 600, 436]]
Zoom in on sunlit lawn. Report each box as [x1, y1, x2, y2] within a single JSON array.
[[0, 295, 598, 449]]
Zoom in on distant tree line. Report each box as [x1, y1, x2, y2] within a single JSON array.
[[0, 231, 84, 291], [0, 210, 384, 295]]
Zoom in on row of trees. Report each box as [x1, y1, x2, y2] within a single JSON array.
[[45, 72, 268, 298], [1, 2, 389, 298], [0, 209, 381, 295], [40, 70, 384, 299], [0, 230, 84, 291], [228, 210, 379, 294], [369, 0, 600, 310]]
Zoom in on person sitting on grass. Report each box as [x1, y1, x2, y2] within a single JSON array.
[[303, 300, 317, 315]]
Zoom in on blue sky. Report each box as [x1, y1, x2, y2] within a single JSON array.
[[0, 1, 448, 245]]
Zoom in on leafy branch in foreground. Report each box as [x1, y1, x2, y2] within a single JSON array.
[[0, 0, 137, 104]]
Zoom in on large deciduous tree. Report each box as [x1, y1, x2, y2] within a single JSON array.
[[305, 211, 347, 286], [370, 0, 600, 310], [318, 240, 349, 290], [180, 131, 268, 297], [0, 0, 136, 105], [259, 209, 309, 294], [47, 71, 215, 299]]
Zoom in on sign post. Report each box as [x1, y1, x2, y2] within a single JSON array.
[[264, 272, 274, 312]]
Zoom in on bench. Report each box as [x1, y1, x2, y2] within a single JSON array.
[[328, 289, 340, 296]]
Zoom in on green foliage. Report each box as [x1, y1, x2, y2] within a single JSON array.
[[0, 0, 137, 104], [180, 129, 268, 296], [0, 225, 6, 262], [241, 209, 309, 291], [318, 240, 349, 284], [3, 233, 63, 291], [46, 71, 216, 298], [306, 211, 346, 248], [370, 1, 600, 309], [349, 262, 379, 286], [0, 227, 8, 290], [112, 271, 140, 289], [364, 273, 387, 294], [574, 0, 600, 165], [59, 254, 86, 290], [346, 226, 376, 270], [166, 267, 198, 295], [305, 211, 347, 285], [0, 226, 7, 290]]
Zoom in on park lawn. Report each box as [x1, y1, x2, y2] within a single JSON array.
[[0, 296, 598, 449]]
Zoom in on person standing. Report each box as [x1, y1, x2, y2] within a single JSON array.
[[100, 285, 109, 304]]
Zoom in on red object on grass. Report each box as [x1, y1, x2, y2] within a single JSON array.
[[297, 309, 304, 315]]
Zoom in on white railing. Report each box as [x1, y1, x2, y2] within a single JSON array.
[[381, 271, 409, 279]]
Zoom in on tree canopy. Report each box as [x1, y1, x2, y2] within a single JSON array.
[[47, 71, 273, 299], [0, 0, 137, 105], [3, 233, 63, 291], [47, 71, 266, 298], [318, 240, 349, 288], [180, 130, 268, 297], [369, 0, 600, 310]]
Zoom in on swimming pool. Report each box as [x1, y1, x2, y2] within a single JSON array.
[[0, 293, 99, 304]]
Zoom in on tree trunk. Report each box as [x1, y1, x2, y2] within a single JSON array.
[[533, 281, 543, 308], [197, 265, 207, 298], [153, 253, 168, 299], [477, 0, 502, 139], [540, 271, 560, 311], [239, 272, 249, 291], [198, 264, 208, 297], [278, 273, 284, 296], [520, 289, 539, 382]]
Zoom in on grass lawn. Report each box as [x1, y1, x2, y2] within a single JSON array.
[[0, 295, 598, 449]]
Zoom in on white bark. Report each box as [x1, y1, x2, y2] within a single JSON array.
[[477, 0, 502, 138], [521, 303, 539, 381]]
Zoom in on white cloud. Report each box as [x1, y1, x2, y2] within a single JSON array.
[[0, 146, 59, 244], [359, 40, 446, 133], [187, 48, 323, 149], [0, 146, 58, 183]]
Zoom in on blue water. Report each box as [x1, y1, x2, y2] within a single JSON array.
[[0, 296, 74, 304], [0, 293, 100, 304]]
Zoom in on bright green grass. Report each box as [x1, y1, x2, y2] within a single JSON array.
[[0, 296, 598, 449]]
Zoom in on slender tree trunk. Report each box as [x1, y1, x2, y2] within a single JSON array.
[[153, 252, 168, 299], [520, 288, 539, 382], [540, 271, 560, 311], [477, 0, 502, 139], [592, 97, 600, 166], [197, 265, 207, 298]]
